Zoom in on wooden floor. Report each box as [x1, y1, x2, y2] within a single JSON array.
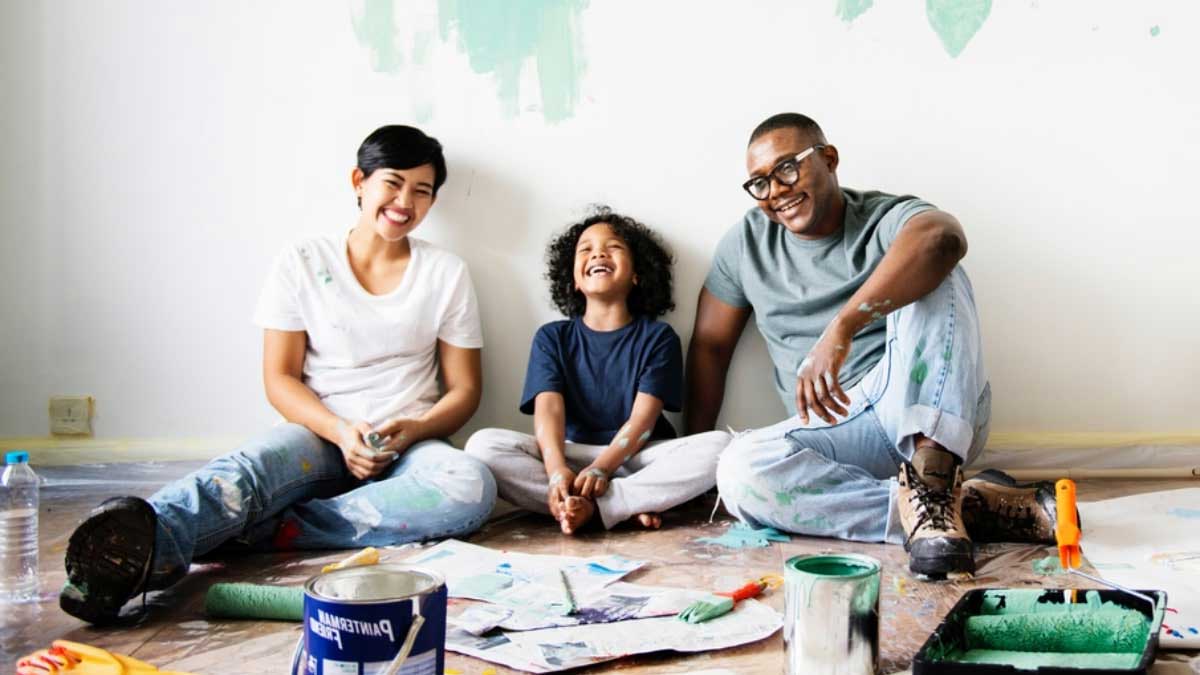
[[3, 462, 1197, 674]]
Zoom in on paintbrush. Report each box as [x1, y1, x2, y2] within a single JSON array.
[[1055, 479, 1157, 610], [557, 568, 576, 615], [677, 575, 780, 624]]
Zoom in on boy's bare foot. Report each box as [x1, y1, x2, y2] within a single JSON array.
[[635, 513, 662, 529], [560, 496, 596, 535]]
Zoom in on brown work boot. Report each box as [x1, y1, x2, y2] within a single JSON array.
[[897, 447, 974, 579], [961, 469, 1062, 544]]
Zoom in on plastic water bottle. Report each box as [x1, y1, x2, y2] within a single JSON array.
[[0, 450, 40, 602]]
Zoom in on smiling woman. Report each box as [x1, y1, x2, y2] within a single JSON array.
[[57, 125, 497, 626]]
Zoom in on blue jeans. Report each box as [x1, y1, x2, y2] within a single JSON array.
[[145, 423, 497, 589], [715, 267, 991, 545]]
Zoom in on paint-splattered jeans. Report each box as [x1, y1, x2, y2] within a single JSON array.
[[145, 423, 497, 589], [716, 266, 991, 545]]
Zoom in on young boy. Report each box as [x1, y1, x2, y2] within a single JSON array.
[[467, 208, 729, 534]]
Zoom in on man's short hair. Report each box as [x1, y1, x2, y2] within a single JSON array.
[[748, 113, 828, 147]]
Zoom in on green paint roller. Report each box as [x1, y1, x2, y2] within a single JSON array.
[[964, 609, 1151, 653], [204, 583, 304, 621]]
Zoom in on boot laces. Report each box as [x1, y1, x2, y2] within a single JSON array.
[[909, 473, 955, 535]]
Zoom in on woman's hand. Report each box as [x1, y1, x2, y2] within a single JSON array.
[[335, 419, 394, 480], [372, 417, 424, 456]]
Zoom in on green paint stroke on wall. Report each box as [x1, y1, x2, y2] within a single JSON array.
[[438, 0, 588, 122], [352, 0, 405, 74], [836, 0, 874, 23], [926, 0, 992, 58], [1150, 25, 1161, 37]]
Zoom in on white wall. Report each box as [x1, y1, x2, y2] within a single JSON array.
[[2, 1, 1198, 444]]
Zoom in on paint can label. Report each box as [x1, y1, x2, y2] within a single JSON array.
[[303, 565, 447, 675]]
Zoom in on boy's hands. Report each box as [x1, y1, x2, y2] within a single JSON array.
[[574, 465, 610, 498], [546, 466, 577, 505], [335, 419, 394, 480]]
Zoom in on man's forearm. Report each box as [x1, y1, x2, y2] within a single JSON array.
[[685, 343, 733, 434], [833, 215, 965, 336]]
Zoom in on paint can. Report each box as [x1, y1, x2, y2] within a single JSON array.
[[784, 553, 881, 675], [296, 563, 447, 675]]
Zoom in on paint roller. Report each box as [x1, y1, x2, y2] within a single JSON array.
[[963, 609, 1150, 653], [205, 548, 380, 621], [205, 582, 304, 621]]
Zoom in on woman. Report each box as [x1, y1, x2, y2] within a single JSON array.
[[60, 125, 496, 625]]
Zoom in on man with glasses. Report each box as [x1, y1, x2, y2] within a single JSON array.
[[686, 113, 1058, 579]]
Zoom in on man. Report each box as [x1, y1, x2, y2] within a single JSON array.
[[687, 113, 1058, 578]]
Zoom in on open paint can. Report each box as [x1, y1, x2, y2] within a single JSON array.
[[784, 553, 881, 675], [297, 563, 447, 675]]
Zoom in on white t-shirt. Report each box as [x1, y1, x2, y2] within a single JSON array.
[[253, 232, 483, 427]]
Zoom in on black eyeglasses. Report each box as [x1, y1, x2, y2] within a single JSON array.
[[742, 145, 825, 200]]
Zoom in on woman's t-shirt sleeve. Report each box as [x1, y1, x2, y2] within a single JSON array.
[[253, 246, 306, 331], [436, 261, 484, 349]]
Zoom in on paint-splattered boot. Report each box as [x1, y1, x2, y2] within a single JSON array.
[[60, 496, 156, 625], [961, 469, 1062, 544], [897, 448, 974, 580]]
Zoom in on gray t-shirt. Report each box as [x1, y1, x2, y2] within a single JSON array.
[[704, 188, 935, 414]]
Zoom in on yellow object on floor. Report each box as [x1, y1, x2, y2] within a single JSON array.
[[17, 640, 197, 675], [321, 546, 380, 573]]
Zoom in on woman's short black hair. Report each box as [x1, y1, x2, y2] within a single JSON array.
[[356, 125, 447, 195], [546, 206, 675, 318]]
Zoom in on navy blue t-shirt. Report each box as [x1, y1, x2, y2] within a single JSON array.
[[519, 316, 682, 446]]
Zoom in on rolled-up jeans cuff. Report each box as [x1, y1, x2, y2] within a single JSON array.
[[884, 478, 905, 545], [898, 404, 975, 461]]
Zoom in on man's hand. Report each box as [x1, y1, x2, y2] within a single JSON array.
[[573, 465, 610, 498], [795, 323, 853, 425], [335, 419, 394, 480]]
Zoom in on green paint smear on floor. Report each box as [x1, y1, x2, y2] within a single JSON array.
[[438, 0, 588, 122], [926, 0, 992, 58], [352, 0, 405, 74], [1030, 555, 1066, 576], [696, 523, 790, 549], [836, 0, 874, 23]]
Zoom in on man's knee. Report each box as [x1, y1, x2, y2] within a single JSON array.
[[715, 435, 760, 501]]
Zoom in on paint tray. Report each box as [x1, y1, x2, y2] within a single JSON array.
[[912, 588, 1166, 674]]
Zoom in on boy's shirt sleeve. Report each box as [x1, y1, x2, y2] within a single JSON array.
[[635, 325, 683, 413], [519, 325, 565, 414]]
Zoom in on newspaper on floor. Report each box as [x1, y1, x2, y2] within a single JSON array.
[[406, 539, 645, 603], [446, 598, 782, 672], [403, 540, 782, 671], [451, 581, 713, 634], [1078, 487, 1200, 649]]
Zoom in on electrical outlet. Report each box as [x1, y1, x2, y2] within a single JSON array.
[[49, 395, 94, 436]]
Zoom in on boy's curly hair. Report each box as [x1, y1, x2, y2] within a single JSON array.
[[545, 206, 675, 318]]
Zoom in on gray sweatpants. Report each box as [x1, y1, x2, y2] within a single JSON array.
[[465, 429, 730, 529]]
